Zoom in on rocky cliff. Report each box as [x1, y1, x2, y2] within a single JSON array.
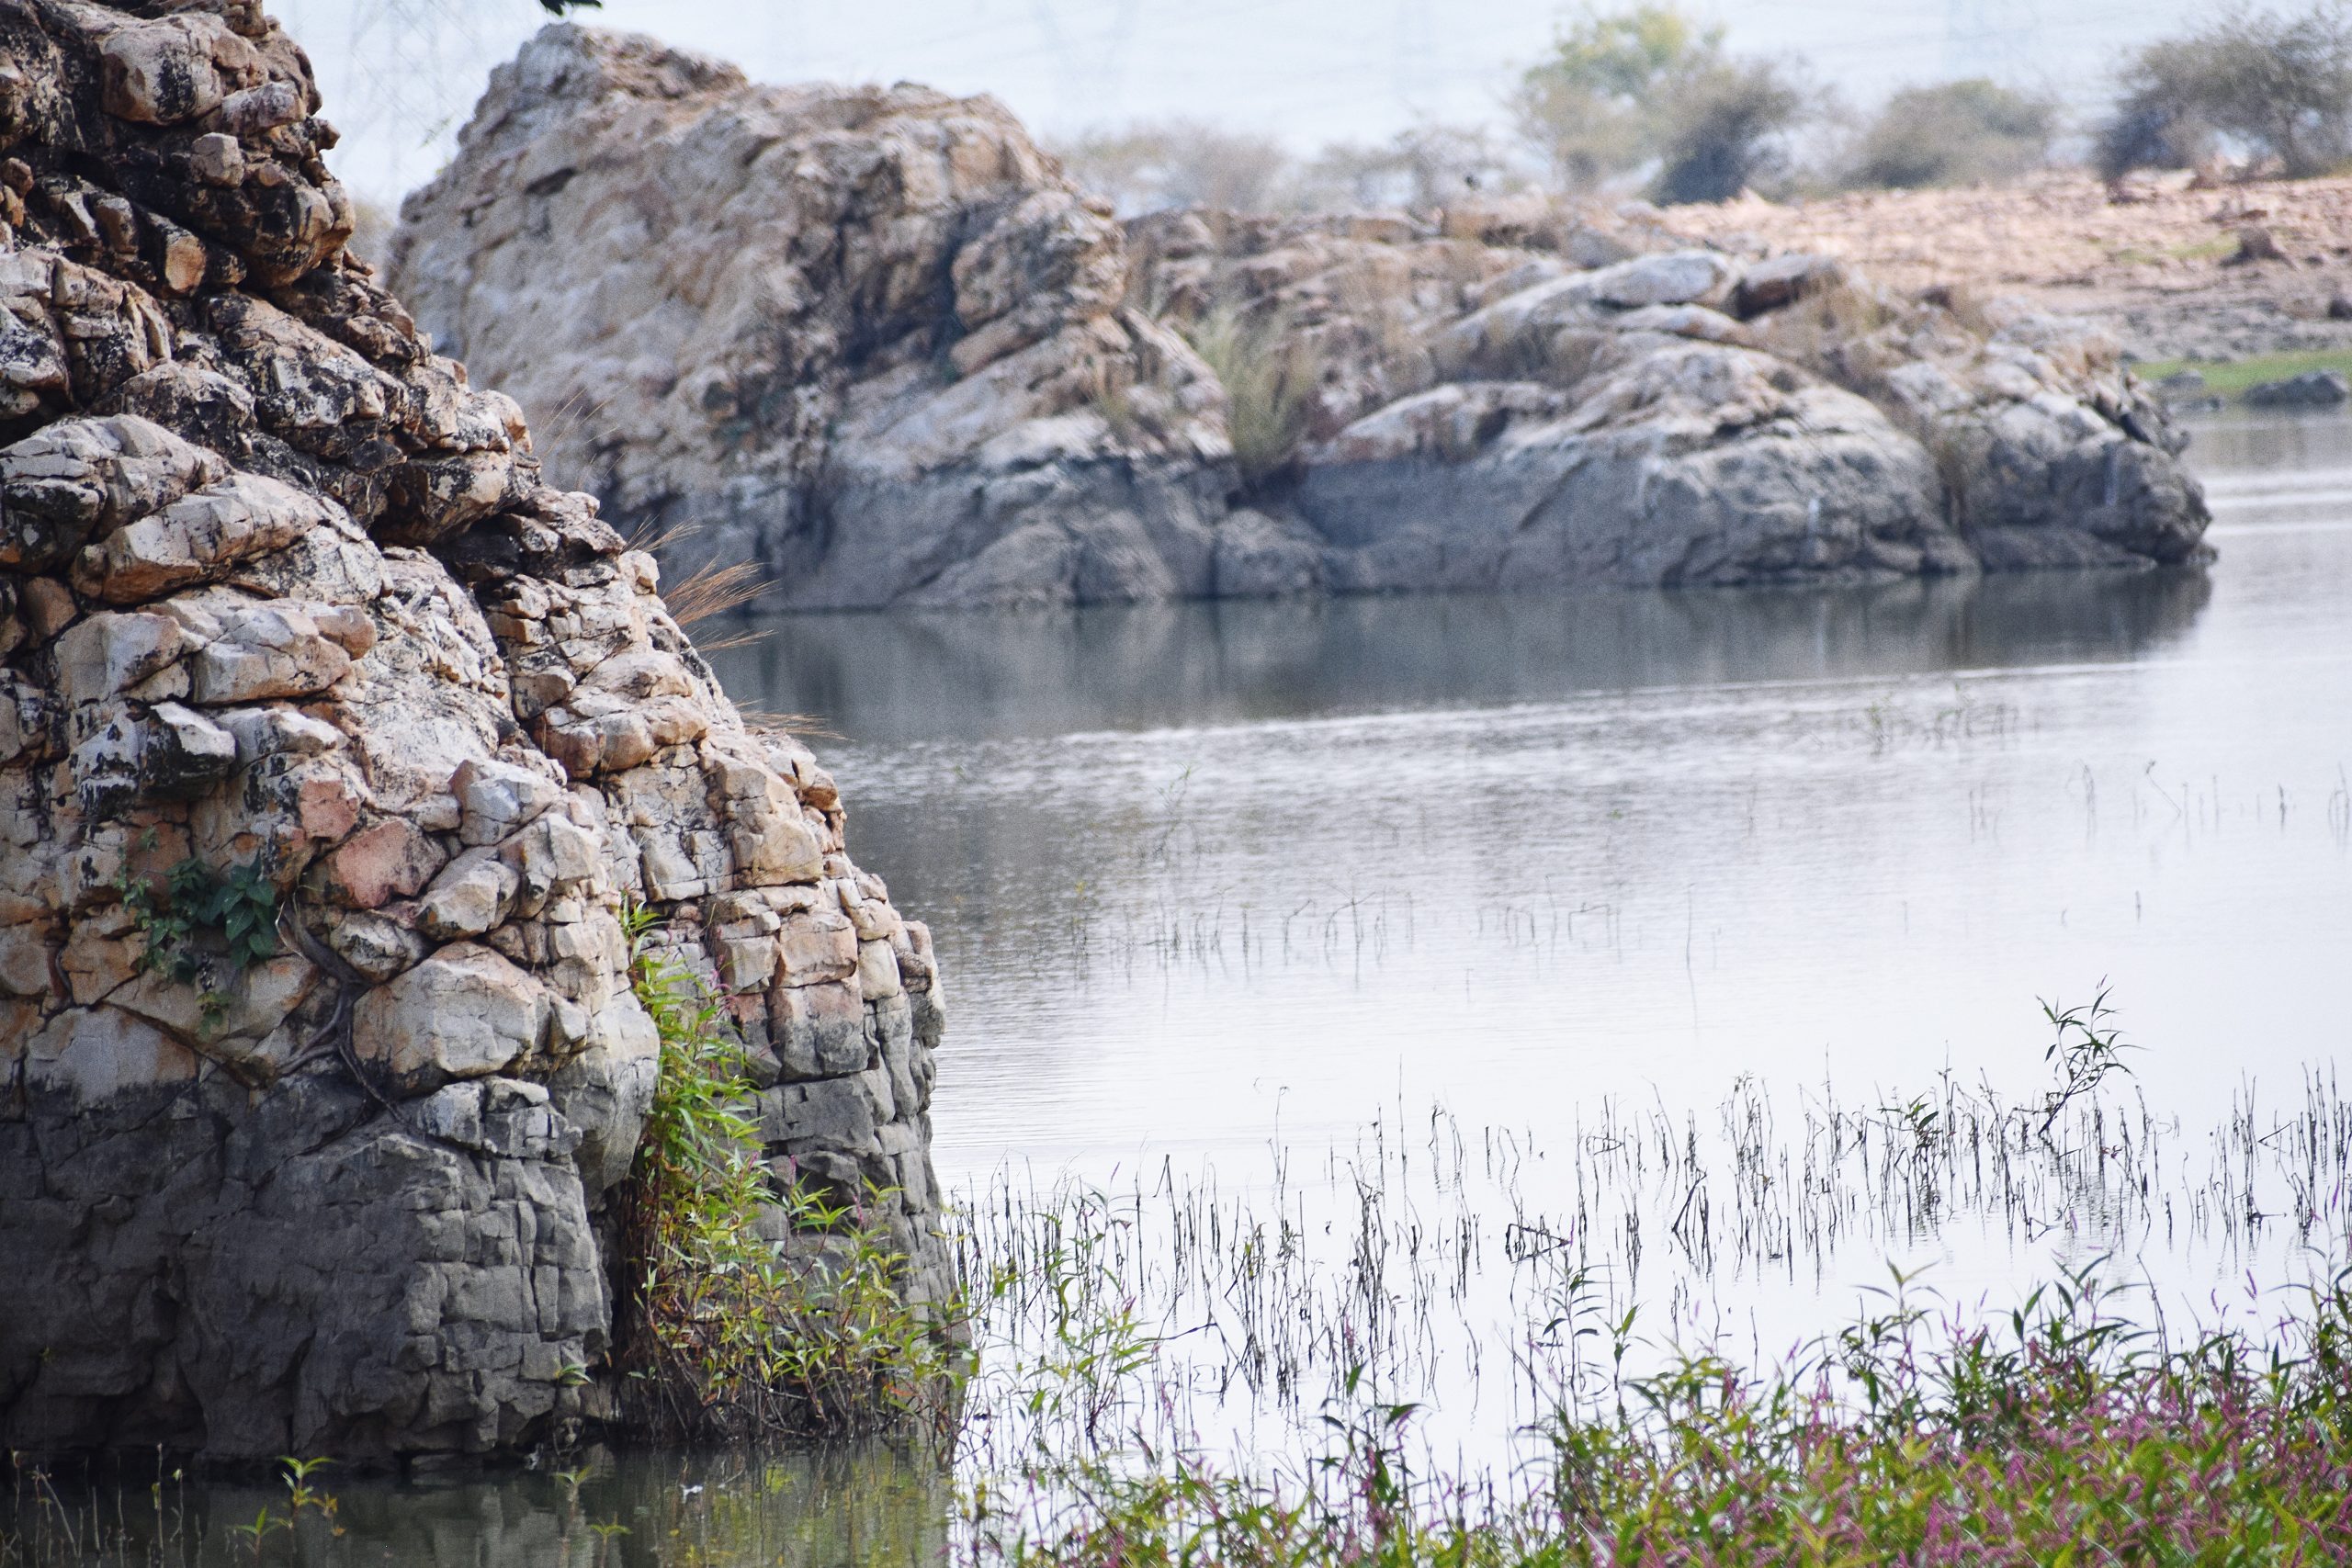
[[0, 0, 948, 1463], [393, 27, 2210, 610], [392, 27, 1231, 610]]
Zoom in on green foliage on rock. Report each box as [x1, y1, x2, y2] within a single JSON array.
[[614, 905, 959, 1441], [116, 854, 278, 985]]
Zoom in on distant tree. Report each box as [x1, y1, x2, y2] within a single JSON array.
[[1842, 79, 2056, 189], [1050, 121, 1294, 216], [1510, 5, 1812, 203], [1510, 5, 1700, 188], [2097, 4, 2352, 180], [1648, 56, 1810, 202]]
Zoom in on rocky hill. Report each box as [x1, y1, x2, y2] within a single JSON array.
[[1652, 172, 2352, 367], [393, 27, 2211, 611], [0, 0, 947, 1462], [391, 28, 1229, 611]]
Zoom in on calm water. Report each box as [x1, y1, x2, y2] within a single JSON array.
[[11, 412, 2348, 1562], [715, 412, 2352, 1186]]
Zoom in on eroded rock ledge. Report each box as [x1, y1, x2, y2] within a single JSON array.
[[0, 0, 948, 1462], [391, 24, 2211, 612]]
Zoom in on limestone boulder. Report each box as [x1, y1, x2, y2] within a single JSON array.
[[395, 28, 2209, 600], [352, 942, 551, 1090], [391, 25, 1230, 610]]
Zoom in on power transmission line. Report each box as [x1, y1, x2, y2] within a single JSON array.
[[339, 0, 541, 195]]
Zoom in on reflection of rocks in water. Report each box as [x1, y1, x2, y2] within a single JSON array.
[[2, 1445, 949, 1567], [705, 569, 2215, 747], [1946, 565, 2213, 664]]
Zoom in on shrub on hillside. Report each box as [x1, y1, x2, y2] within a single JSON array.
[[1649, 56, 1811, 202], [1510, 4, 1811, 203], [1182, 306, 1317, 488], [1843, 78, 2056, 189], [2097, 3, 2352, 180]]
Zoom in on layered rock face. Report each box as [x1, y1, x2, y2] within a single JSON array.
[[395, 28, 2208, 608], [0, 0, 948, 1462], [392, 26, 1230, 611], [1132, 212, 2210, 592]]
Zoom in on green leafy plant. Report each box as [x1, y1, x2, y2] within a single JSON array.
[[116, 854, 278, 985], [2032, 987, 2139, 1137], [613, 903, 961, 1441]]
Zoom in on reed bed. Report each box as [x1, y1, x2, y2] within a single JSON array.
[[9, 1003, 2351, 1564], [950, 1017, 2352, 1565]]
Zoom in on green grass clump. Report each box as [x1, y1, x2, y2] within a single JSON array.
[[614, 906, 958, 1441], [2134, 347, 2352, 400]]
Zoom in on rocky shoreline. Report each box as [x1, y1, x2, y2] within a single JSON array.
[[390, 27, 2211, 614], [0, 0, 947, 1463]]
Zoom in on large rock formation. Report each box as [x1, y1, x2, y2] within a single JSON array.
[[0, 0, 948, 1463], [391, 27, 1230, 610], [392, 27, 2209, 610], [1130, 212, 2211, 591]]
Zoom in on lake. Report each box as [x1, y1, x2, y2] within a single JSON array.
[[10, 411, 2347, 1562], [714, 411, 2350, 1190]]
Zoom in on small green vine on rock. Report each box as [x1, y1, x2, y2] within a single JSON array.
[[116, 853, 279, 985]]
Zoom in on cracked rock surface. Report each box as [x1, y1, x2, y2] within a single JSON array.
[[393, 25, 2210, 609], [0, 0, 948, 1463]]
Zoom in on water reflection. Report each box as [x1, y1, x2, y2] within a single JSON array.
[[707, 567, 2214, 747], [1, 1445, 945, 1567], [705, 413, 2350, 1198]]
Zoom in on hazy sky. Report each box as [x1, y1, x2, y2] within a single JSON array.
[[280, 0, 2262, 204]]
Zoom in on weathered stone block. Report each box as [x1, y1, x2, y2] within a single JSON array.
[[54, 612, 188, 706], [416, 847, 519, 942], [188, 603, 356, 704], [855, 937, 903, 1000], [452, 756, 560, 846], [24, 1005, 199, 1101], [352, 942, 549, 1090], [323, 818, 447, 909], [82, 472, 333, 602], [770, 978, 867, 1079], [760, 1075, 877, 1153], [775, 906, 856, 987]]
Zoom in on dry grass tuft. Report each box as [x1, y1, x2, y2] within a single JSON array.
[[663, 558, 770, 630], [1183, 305, 1319, 487]]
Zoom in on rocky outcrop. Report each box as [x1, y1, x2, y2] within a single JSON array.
[[0, 0, 948, 1464], [390, 26, 1230, 611], [1134, 213, 2210, 589], [394, 28, 2209, 609]]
